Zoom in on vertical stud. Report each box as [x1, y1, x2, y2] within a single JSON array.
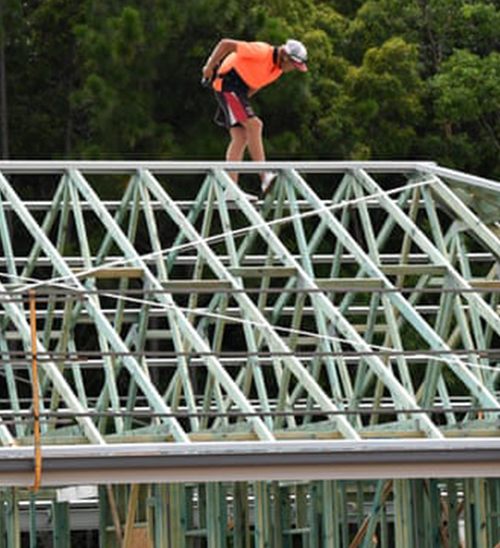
[[446, 479, 460, 548], [309, 482, 320, 548], [281, 484, 292, 548], [98, 486, 108, 548], [233, 482, 250, 548], [52, 500, 71, 548], [207, 483, 226, 548], [29, 493, 37, 548], [169, 484, 187, 548], [271, 482, 283, 548], [393, 480, 413, 548], [254, 482, 271, 548], [5, 488, 20, 548], [321, 481, 336, 548], [339, 481, 349, 548], [428, 480, 442, 548], [473, 479, 488, 548], [0, 490, 6, 548]]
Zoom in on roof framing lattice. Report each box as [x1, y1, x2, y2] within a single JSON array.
[[1, 160, 500, 484]]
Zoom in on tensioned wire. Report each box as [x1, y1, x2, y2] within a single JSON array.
[[0, 172, 498, 379], [71, 288, 500, 376], [0, 173, 496, 370], [2, 285, 499, 424], [1, 257, 499, 378], [7, 174, 435, 293]]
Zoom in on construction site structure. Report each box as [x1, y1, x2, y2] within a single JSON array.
[[0, 161, 499, 546]]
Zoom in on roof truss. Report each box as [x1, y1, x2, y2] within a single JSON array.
[[0, 161, 499, 447]]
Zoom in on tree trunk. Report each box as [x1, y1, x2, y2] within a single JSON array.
[[0, 0, 9, 159]]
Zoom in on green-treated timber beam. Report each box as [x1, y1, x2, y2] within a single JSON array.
[[142, 168, 360, 440], [350, 169, 500, 411], [0, 171, 185, 444], [286, 170, 443, 438], [69, 169, 273, 442]]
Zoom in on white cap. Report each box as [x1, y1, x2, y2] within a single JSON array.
[[284, 39, 308, 72]]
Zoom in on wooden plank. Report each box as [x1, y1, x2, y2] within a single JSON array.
[[123, 484, 140, 548], [470, 280, 500, 289], [315, 278, 385, 290], [380, 264, 447, 276], [285, 337, 320, 346], [128, 528, 152, 548]]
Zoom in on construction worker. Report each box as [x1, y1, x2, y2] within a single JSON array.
[[202, 38, 308, 198]]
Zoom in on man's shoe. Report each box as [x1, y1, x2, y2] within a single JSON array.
[[224, 188, 258, 202], [261, 172, 278, 196], [243, 191, 259, 202]]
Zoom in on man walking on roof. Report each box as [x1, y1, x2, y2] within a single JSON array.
[[202, 38, 308, 197]]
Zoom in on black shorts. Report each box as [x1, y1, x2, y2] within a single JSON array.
[[213, 90, 255, 129]]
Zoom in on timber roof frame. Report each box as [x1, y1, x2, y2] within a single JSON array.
[[0, 160, 500, 483]]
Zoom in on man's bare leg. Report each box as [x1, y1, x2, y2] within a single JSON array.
[[242, 117, 265, 162], [226, 126, 247, 182], [242, 116, 277, 194], [223, 126, 257, 201]]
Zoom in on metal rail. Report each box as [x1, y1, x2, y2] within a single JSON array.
[[2, 439, 500, 486], [0, 160, 436, 173]]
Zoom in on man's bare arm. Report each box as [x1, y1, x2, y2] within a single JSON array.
[[202, 39, 239, 80]]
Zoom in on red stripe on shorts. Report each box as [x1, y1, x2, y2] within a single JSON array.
[[223, 92, 249, 124]]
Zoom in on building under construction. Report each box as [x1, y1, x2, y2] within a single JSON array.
[[0, 160, 500, 547]]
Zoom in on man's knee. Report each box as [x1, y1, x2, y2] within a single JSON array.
[[245, 116, 263, 133]]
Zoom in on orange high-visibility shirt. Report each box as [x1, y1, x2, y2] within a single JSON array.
[[213, 42, 282, 92]]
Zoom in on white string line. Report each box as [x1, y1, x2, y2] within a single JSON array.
[[0, 266, 493, 375], [8, 175, 434, 294], [1, 260, 498, 388], [1, 263, 496, 377], [2, 173, 498, 376], [90, 289, 500, 376]]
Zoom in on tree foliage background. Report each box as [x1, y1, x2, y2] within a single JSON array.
[[2, 0, 500, 178]]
